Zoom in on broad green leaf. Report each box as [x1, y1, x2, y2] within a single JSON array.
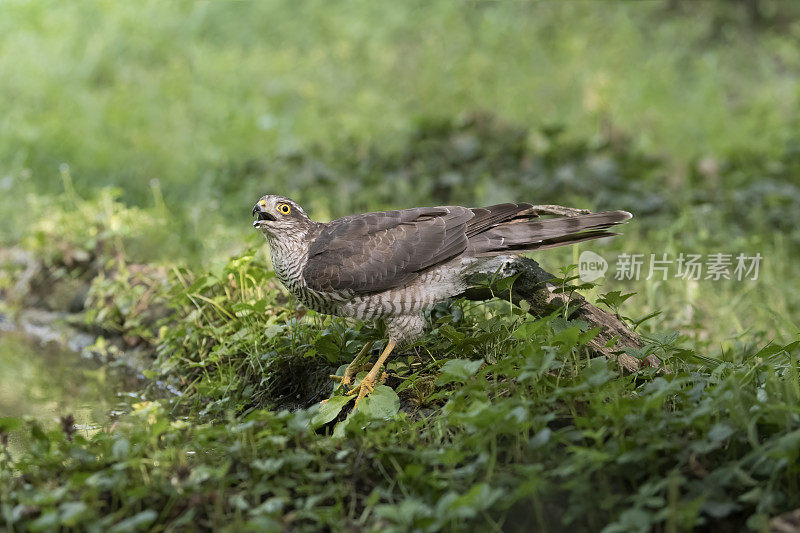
[[111, 438, 130, 460], [59, 502, 89, 527], [492, 272, 521, 293], [512, 320, 547, 340], [29, 511, 59, 532], [314, 335, 341, 362], [438, 324, 465, 342], [550, 326, 582, 348], [582, 358, 614, 387], [109, 510, 158, 532], [438, 359, 483, 384], [579, 327, 601, 345], [310, 395, 352, 428], [251, 458, 285, 475], [529, 427, 552, 449], [597, 290, 636, 310], [356, 386, 399, 419], [708, 423, 733, 444]]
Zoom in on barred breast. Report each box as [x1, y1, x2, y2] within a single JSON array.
[[332, 259, 475, 321]]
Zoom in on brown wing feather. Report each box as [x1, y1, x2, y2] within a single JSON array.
[[302, 203, 631, 293], [303, 206, 474, 294]]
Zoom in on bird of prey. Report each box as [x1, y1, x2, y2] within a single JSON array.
[[253, 195, 631, 405]]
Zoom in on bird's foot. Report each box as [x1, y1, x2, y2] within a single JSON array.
[[329, 373, 350, 386], [347, 372, 389, 406], [345, 338, 397, 407], [330, 364, 370, 390], [330, 341, 375, 392]]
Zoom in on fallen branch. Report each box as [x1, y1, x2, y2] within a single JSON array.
[[460, 256, 662, 372]]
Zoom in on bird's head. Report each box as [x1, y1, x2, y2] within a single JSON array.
[[252, 195, 312, 238]]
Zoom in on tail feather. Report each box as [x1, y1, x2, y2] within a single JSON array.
[[466, 210, 632, 257]]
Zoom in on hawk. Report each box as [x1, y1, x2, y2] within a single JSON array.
[[253, 195, 631, 405]]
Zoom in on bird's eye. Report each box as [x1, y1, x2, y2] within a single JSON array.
[[277, 203, 291, 215]]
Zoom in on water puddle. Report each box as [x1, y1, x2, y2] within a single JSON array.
[[0, 331, 142, 449]]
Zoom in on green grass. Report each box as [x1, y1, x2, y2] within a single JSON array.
[[3, 228, 800, 531]]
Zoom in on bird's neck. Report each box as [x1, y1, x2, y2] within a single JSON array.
[[264, 231, 310, 290]]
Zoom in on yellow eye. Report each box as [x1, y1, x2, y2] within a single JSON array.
[[277, 203, 291, 215]]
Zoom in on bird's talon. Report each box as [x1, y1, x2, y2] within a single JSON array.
[[346, 378, 375, 397]]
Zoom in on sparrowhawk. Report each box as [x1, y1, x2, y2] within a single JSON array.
[[253, 195, 631, 405]]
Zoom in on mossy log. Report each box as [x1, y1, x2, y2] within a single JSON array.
[[460, 256, 662, 372]]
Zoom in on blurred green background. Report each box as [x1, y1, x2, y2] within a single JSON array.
[[4, 4, 800, 529], [1, 0, 799, 348]]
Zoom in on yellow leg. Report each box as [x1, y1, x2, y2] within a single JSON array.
[[330, 341, 374, 388], [347, 339, 397, 406]]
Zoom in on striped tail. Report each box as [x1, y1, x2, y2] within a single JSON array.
[[465, 210, 632, 257]]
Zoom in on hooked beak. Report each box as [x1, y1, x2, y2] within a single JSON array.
[[252, 203, 276, 227]]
